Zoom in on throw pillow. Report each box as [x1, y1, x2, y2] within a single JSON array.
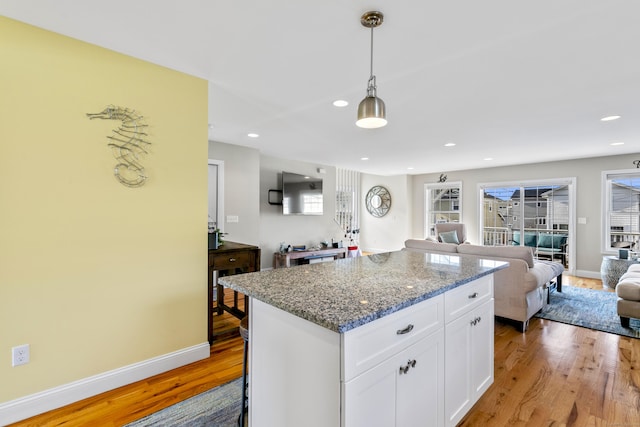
[[439, 230, 459, 244]]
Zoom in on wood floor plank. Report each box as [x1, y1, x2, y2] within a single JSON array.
[[10, 275, 640, 426]]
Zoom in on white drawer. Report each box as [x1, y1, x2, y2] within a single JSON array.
[[342, 294, 444, 381], [444, 275, 493, 324]]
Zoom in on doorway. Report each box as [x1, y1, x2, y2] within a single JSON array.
[[479, 178, 576, 273], [208, 159, 224, 232]]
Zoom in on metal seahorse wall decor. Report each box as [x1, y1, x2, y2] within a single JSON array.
[[86, 105, 151, 187]]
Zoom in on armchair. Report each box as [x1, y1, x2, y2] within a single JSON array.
[[434, 223, 468, 245]]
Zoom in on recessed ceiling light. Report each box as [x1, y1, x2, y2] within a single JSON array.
[[361, 157, 369, 161], [601, 115, 621, 122], [333, 100, 349, 107], [247, 133, 259, 138], [484, 157, 493, 161], [444, 142, 456, 147], [610, 142, 625, 146], [407, 167, 414, 170]]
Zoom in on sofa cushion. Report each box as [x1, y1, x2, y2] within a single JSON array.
[[538, 233, 567, 249], [619, 272, 640, 282], [512, 231, 537, 247], [439, 230, 459, 244], [617, 281, 640, 301], [403, 239, 459, 253], [457, 244, 535, 268]]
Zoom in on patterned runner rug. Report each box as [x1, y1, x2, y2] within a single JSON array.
[[535, 285, 640, 338], [125, 377, 242, 426]]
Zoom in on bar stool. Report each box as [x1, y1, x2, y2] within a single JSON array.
[[238, 316, 249, 427]]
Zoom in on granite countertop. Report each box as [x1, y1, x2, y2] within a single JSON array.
[[219, 250, 508, 333]]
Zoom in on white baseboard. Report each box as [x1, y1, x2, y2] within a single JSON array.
[[0, 342, 210, 426], [574, 270, 601, 280]]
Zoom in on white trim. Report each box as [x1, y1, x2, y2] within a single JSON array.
[[601, 168, 640, 254], [477, 177, 577, 276], [574, 270, 601, 280], [424, 181, 462, 239], [208, 159, 225, 233], [0, 343, 210, 425]]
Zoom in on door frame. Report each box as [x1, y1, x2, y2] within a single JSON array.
[[477, 177, 576, 275], [208, 159, 225, 232]]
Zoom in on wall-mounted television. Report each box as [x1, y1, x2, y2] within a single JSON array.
[[282, 171, 323, 215]]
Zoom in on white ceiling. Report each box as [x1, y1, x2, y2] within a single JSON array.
[[2, 1, 640, 175]]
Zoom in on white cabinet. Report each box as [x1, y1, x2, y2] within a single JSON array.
[[341, 292, 445, 427], [343, 328, 445, 427], [444, 275, 495, 427], [247, 275, 494, 427]]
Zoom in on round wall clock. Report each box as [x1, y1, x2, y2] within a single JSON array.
[[365, 185, 391, 217]]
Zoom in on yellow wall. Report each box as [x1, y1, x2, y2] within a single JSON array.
[[0, 17, 208, 401]]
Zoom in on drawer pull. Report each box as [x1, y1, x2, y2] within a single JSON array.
[[399, 359, 417, 375], [468, 292, 479, 299], [470, 316, 482, 326], [229, 258, 236, 262], [396, 324, 414, 335]]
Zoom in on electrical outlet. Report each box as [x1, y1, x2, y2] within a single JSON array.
[[12, 344, 30, 367]]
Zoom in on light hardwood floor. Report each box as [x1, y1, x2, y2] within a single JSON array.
[[10, 276, 640, 426]]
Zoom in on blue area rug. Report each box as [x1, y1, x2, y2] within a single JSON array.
[[125, 378, 242, 426], [535, 285, 640, 338]]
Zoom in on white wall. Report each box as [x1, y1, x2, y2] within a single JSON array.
[[208, 141, 260, 246], [259, 155, 347, 270], [209, 140, 636, 277], [360, 174, 413, 253], [410, 153, 640, 277]]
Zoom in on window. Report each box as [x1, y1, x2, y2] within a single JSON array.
[[479, 178, 575, 270], [303, 194, 323, 214], [602, 169, 640, 252], [425, 182, 462, 238]]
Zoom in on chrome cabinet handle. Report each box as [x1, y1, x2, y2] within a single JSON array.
[[396, 324, 414, 335], [229, 258, 236, 262], [468, 292, 479, 299], [399, 359, 417, 375], [470, 316, 482, 326]]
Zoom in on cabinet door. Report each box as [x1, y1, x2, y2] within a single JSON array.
[[445, 299, 494, 427], [470, 300, 494, 398], [343, 329, 444, 427], [444, 308, 473, 427]]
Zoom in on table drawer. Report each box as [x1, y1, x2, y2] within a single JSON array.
[[210, 251, 252, 270], [444, 275, 493, 323], [342, 294, 444, 381]]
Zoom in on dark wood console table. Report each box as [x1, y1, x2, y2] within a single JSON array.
[[273, 247, 347, 269], [208, 241, 260, 344]]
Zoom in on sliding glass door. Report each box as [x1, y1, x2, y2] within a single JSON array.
[[480, 179, 574, 270]]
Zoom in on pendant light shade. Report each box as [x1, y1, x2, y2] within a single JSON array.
[[357, 77, 387, 128], [356, 11, 387, 129]]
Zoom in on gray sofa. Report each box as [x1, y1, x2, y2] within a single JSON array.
[[404, 239, 564, 331]]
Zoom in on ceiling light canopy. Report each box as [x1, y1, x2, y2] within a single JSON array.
[[356, 11, 387, 129]]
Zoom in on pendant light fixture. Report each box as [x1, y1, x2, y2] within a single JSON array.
[[356, 11, 387, 129]]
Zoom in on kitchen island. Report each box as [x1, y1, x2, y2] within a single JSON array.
[[220, 250, 508, 427]]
